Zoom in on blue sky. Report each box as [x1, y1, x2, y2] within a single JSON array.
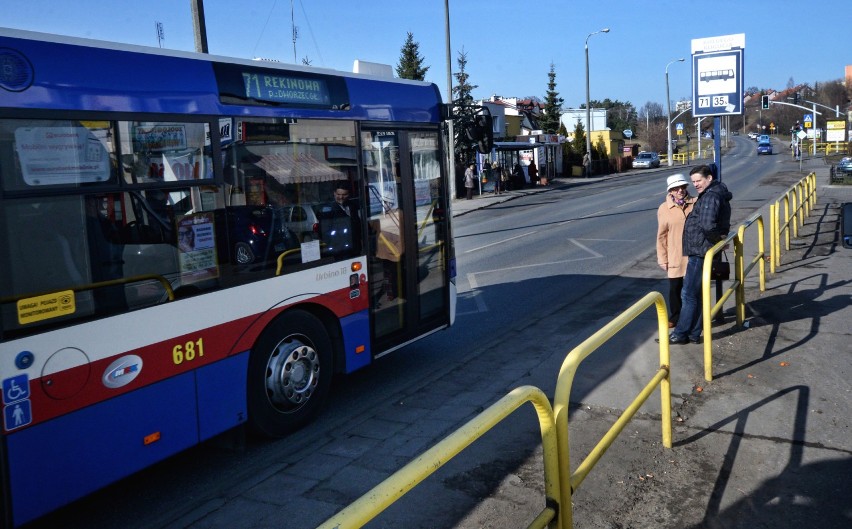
[[2, 0, 847, 110]]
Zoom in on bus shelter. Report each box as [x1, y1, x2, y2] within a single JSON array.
[[488, 140, 544, 190]]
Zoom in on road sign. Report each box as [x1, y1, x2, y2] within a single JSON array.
[[691, 34, 745, 117], [803, 114, 813, 129], [623, 129, 633, 139], [826, 120, 846, 142]]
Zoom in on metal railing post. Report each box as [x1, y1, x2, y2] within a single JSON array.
[[769, 203, 776, 273]]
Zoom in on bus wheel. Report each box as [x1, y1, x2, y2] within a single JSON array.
[[247, 311, 332, 437]]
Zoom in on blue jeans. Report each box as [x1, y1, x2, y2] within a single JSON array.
[[672, 255, 703, 340]]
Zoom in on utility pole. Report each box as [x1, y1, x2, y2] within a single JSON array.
[[190, 0, 208, 53], [444, 0, 456, 200]]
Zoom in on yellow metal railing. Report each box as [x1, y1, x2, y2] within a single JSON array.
[[319, 292, 675, 529], [670, 149, 713, 165], [800, 141, 850, 155], [700, 212, 765, 381], [769, 173, 816, 271], [553, 291, 672, 528], [316, 386, 561, 529]]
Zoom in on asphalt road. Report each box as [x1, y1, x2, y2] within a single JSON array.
[[25, 135, 834, 529]]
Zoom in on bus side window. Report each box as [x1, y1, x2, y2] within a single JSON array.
[[85, 195, 128, 315], [0, 197, 94, 330]]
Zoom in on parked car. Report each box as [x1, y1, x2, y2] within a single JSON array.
[[216, 205, 299, 265], [757, 140, 773, 155], [279, 204, 320, 242], [633, 151, 660, 169], [838, 156, 852, 174]]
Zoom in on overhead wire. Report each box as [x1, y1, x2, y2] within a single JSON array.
[[251, 0, 279, 60]]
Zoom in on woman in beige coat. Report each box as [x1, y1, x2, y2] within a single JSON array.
[[657, 174, 695, 328]]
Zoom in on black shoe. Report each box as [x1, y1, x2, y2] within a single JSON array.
[[669, 334, 690, 345], [689, 336, 702, 344]]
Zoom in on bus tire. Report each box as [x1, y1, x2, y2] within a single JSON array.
[[247, 310, 333, 437]]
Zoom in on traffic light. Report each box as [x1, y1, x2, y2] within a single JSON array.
[[793, 93, 799, 105], [761, 95, 769, 109]]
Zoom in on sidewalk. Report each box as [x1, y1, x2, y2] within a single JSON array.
[[450, 160, 852, 528], [450, 173, 614, 216]]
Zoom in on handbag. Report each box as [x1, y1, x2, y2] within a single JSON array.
[[710, 252, 730, 280]]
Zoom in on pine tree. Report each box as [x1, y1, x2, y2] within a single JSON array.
[[571, 121, 586, 157], [452, 48, 478, 163], [540, 63, 564, 134], [395, 32, 429, 80]]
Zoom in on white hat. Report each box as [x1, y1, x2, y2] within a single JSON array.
[[666, 174, 688, 191]]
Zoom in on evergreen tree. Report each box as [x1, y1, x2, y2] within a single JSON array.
[[589, 98, 637, 136], [571, 121, 586, 157], [395, 32, 429, 80], [452, 48, 478, 163], [540, 63, 564, 133]]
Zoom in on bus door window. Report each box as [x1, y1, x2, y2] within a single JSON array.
[[409, 132, 447, 320], [363, 130, 407, 338]]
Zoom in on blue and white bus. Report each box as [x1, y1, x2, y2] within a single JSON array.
[[0, 28, 457, 527]]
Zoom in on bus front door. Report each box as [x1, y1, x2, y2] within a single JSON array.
[[363, 128, 450, 351]]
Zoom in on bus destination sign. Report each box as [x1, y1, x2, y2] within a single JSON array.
[[213, 62, 349, 110], [242, 72, 331, 106]]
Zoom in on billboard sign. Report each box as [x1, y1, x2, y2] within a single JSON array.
[[825, 120, 847, 142]]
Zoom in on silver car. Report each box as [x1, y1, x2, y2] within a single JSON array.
[[633, 151, 660, 169], [279, 204, 320, 242]]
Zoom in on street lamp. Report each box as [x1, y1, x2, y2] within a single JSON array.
[[585, 27, 609, 174], [665, 58, 684, 167]]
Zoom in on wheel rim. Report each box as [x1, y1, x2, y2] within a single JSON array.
[[265, 336, 320, 411], [235, 244, 253, 264]]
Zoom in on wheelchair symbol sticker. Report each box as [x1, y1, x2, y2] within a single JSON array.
[[3, 375, 30, 405]]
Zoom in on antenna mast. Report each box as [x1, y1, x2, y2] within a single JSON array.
[[290, 0, 298, 63], [155, 21, 164, 48]]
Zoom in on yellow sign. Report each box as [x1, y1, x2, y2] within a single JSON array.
[[677, 129, 683, 135], [826, 120, 846, 142], [17, 290, 76, 325]]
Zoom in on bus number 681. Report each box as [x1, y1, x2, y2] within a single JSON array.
[[173, 338, 204, 365]]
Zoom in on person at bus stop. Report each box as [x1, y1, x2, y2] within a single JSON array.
[[464, 163, 475, 200], [582, 151, 591, 177], [491, 161, 502, 195], [512, 162, 524, 190], [669, 165, 732, 345], [656, 174, 695, 329], [527, 162, 538, 187]]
